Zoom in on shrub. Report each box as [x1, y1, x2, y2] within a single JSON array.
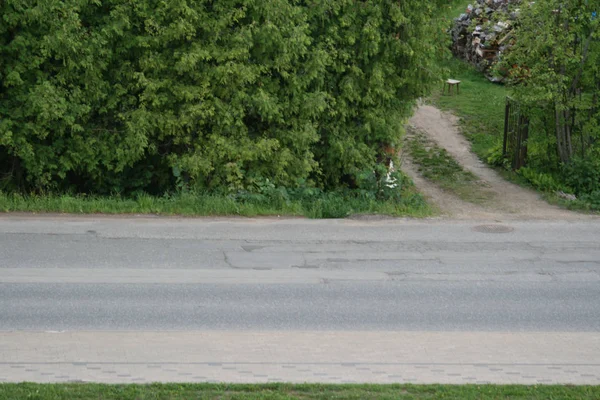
[[561, 158, 600, 196], [0, 0, 446, 195], [518, 167, 567, 193], [486, 143, 509, 168], [577, 191, 600, 211]]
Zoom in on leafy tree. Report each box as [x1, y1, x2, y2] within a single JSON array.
[[500, 0, 599, 164]]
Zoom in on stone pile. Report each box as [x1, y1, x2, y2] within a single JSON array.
[[451, 0, 522, 82]]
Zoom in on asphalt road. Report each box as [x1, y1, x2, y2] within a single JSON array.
[[2, 281, 600, 331], [1, 214, 600, 384], [1, 215, 600, 331]]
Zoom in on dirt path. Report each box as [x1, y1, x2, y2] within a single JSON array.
[[403, 104, 590, 221]]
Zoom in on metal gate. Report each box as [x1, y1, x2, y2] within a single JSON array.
[[503, 97, 529, 170]]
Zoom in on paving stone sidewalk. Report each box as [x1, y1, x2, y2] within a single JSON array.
[[2, 331, 599, 384]]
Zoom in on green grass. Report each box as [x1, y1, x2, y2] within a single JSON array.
[[429, 58, 509, 162], [0, 187, 432, 219], [405, 128, 495, 205], [442, 1, 471, 23], [1, 383, 600, 400]]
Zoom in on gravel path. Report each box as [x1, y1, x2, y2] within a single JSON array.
[[404, 104, 590, 221]]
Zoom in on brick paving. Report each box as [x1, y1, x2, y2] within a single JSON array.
[[1, 331, 599, 384]]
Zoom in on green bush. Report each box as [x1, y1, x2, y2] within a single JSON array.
[[561, 158, 600, 196], [577, 191, 600, 211], [518, 167, 567, 193], [0, 0, 445, 195], [485, 143, 509, 168]]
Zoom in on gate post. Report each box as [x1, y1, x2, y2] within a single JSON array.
[[503, 99, 510, 157]]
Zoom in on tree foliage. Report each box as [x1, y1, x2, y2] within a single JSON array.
[[500, 0, 599, 165], [0, 0, 445, 194]]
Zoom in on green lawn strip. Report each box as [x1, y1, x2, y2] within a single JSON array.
[[1, 383, 599, 400], [0, 189, 431, 219], [405, 128, 495, 205]]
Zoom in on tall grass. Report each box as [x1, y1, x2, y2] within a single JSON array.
[[0, 190, 431, 219]]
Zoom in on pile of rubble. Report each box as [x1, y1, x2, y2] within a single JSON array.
[[451, 0, 522, 82]]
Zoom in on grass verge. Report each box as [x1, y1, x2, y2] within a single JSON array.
[[0, 185, 431, 219], [405, 128, 495, 205], [1, 383, 600, 400]]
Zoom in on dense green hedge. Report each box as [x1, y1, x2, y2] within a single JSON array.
[[1, 0, 445, 194]]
